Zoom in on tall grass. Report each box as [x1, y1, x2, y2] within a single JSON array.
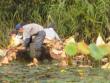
[[0, 0, 110, 48], [48, 0, 110, 43]]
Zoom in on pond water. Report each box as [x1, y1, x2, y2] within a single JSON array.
[[0, 60, 110, 83]]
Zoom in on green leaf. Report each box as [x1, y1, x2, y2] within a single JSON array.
[[64, 42, 77, 57], [89, 43, 107, 60]]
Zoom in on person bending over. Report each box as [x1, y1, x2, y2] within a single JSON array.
[[15, 23, 46, 66]]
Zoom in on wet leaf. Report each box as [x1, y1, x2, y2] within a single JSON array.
[[60, 69, 66, 73]]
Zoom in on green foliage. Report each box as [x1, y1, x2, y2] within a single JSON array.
[[64, 42, 77, 57], [0, 0, 110, 47], [64, 41, 110, 61], [89, 43, 108, 60]]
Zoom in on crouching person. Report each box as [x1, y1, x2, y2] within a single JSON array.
[[15, 23, 46, 66]]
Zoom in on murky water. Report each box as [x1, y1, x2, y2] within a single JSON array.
[[0, 60, 110, 83]]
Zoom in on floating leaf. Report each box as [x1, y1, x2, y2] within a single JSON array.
[[77, 41, 90, 55], [64, 42, 77, 57], [60, 69, 66, 73]]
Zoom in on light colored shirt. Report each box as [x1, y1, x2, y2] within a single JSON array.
[[22, 23, 43, 41], [43, 28, 60, 40]]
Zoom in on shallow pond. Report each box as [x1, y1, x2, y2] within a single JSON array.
[[0, 60, 110, 83]]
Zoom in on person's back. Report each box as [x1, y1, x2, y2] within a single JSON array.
[[22, 23, 44, 40]]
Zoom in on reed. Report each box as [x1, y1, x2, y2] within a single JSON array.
[[0, 0, 110, 47]]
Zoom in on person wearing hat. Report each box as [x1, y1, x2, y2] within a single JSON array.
[[15, 23, 46, 66]]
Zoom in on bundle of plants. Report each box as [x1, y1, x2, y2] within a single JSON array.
[[0, 33, 24, 66], [63, 35, 110, 68], [43, 39, 67, 67], [0, 48, 17, 66]]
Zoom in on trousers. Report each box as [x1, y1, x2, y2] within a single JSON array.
[[29, 30, 46, 59]]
